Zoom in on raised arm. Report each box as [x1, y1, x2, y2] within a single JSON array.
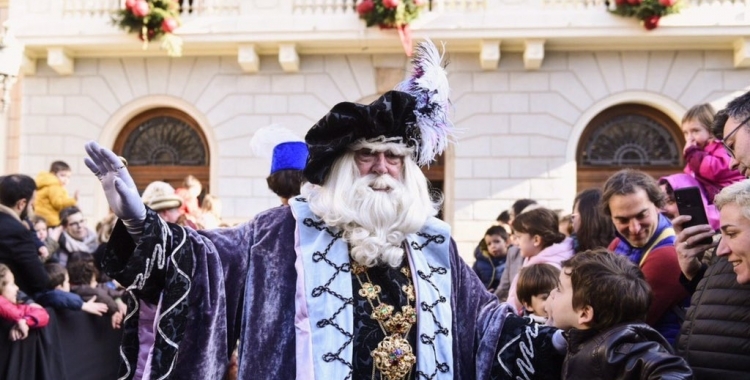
[[84, 141, 146, 239]]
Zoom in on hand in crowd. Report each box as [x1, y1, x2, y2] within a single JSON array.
[[673, 215, 718, 280], [81, 296, 109, 316], [9, 319, 29, 341], [115, 298, 127, 316], [111, 311, 124, 329], [38, 246, 49, 261], [683, 139, 696, 154]]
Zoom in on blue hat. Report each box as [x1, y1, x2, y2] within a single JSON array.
[[271, 142, 309, 174]]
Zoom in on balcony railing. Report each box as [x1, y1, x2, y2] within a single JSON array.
[[44, 0, 748, 19], [11, 0, 750, 58]]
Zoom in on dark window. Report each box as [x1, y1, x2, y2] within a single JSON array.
[[576, 104, 683, 192], [122, 116, 208, 166]]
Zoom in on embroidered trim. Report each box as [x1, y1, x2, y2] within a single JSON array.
[[109, 212, 195, 380], [410, 232, 446, 251], [412, 232, 450, 380], [304, 217, 355, 378], [496, 321, 539, 380], [155, 222, 192, 380]]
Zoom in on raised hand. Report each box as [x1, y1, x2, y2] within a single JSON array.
[[84, 141, 146, 230]]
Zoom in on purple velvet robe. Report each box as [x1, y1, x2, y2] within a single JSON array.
[[105, 205, 512, 380]]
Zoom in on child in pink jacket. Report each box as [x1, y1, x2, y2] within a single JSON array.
[[506, 207, 575, 314], [0, 264, 49, 341], [682, 103, 744, 202]]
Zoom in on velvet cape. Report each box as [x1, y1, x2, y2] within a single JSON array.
[[104, 205, 523, 380]]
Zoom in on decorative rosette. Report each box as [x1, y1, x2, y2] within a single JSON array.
[[608, 0, 680, 30], [112, 0, 183, 56], [355, 0, 428, 55]]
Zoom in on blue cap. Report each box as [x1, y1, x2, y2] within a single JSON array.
[[271, 142, 309, 174]]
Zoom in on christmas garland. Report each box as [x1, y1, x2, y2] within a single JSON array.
[[608, 0, 680, 30], [112, 0, 183, 56], [356, 0, 428, 56]]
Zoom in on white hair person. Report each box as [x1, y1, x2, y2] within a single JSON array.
[[304, 137, 442, 268]]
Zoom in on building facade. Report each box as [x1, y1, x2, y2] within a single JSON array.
[[4, 0, 750, 260]]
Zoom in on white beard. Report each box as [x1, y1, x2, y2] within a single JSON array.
[[307, 174, 426, 268]]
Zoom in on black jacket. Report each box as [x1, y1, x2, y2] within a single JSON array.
[[0, 206, 49, 295], [563, 323, 693, 380], [676, 255, 750, 379]]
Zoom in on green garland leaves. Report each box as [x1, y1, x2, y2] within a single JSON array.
[[357, 0, 425, 28], [609, 0, 680, 30]]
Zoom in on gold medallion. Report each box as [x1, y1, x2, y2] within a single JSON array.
[[371, 335, 417, 380]]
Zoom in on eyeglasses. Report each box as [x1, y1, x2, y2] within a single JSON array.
[[722, 114, 750, 159], [67, 219, 86, 228]]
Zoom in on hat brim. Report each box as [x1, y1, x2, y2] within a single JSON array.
[[303, 91, 418, 185], [148, 197, 183, 212]]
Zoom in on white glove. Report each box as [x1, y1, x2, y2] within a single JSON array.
[[84, 141, 146, 238]]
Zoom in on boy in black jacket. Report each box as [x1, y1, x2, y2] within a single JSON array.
[[546, 249, 693, 379]]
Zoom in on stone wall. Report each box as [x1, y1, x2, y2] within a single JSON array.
[[18, 49, 750, 263]]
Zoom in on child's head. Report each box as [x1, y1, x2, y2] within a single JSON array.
[[681, 103, 716, 148], [0, 264, 19, 303], [32, 216, 49, 241], [516, 264, 560, 318], [511, 207, 566, 258], [44, 262, 70, 292], [546, 248, 651, 331], [183, 175, 203, 198], [68, 260, 99, 287], [201, 194, 222, 216], [50, 161, 72, 186], [484, 225, 509, 258]]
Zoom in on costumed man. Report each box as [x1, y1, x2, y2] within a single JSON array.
[[84, 41, 564, 380], [250, 124, 310, 205]]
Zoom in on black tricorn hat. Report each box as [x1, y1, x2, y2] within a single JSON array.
[[303, 91, 419, 185], [303, 40, 454, 186]]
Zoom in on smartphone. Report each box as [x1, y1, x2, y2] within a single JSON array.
[[674, 186, 713, 246]]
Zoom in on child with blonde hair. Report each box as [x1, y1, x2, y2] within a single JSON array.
[[0, 264, 49, 341], [682, 104, 744, 201]]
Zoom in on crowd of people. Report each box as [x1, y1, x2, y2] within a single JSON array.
[[1, 40, 750, 379], [0, 162, 230, 379]]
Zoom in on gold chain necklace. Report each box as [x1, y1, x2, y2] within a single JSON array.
[[351, 259, 417, 380]]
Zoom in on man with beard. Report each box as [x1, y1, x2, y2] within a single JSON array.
[[0, 174, 50, 296], [84, 41, 564, 380]]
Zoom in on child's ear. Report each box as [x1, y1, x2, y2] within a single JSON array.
[[532, 235, 542, 247], [577, 305, 594, 326]]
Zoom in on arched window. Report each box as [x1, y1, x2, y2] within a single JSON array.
[[113, 107, 210, 193], [577, 104, 683, 191]]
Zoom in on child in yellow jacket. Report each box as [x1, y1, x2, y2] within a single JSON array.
[[34, 161, 77, 227]]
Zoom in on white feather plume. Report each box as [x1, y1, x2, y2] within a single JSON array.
[[250, 124, 304, 159], [394, 39, 454, 166]]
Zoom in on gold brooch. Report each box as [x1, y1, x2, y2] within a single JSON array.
[[359, 282, 381, 299], [371, 335, 417, 380]]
